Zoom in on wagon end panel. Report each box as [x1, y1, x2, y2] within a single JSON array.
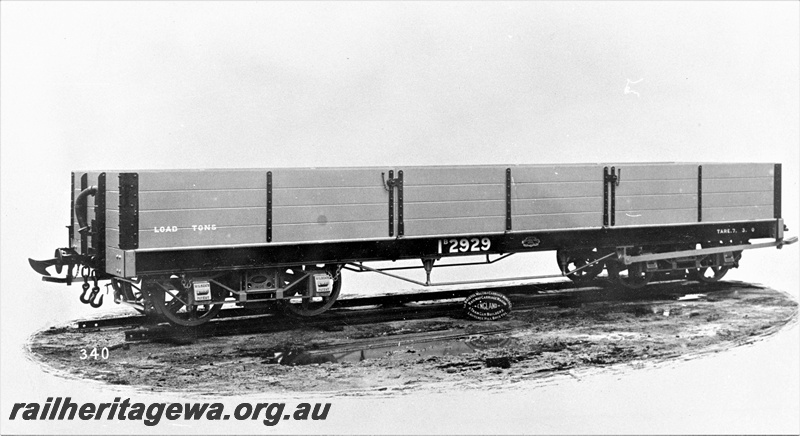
[[510, 164, 604, 231], [103, 172, 121, 276], [701, 163, 776, 222], [612, 163, 699, 227]]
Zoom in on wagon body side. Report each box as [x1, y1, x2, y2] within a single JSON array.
[[85, 162, 783, 278]]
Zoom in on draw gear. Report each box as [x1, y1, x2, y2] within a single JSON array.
[[78, 268, 103, 307], [79, 268, 91, 304], [89, 270, 103, 308]]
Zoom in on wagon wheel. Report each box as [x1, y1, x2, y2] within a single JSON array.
[[144, 277, 224, 327], [607, 261, 653, 290], [556, 249, 604, 286], [692, 250, 743, 283], [281, 265, 342, 317], [693, 265, 729, 283]]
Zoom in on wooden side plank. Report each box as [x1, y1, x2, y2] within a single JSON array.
[[615, 209, 697, 227], [139, 208, 264, 229], [702, 163, 776, 179], [404, 201, 505, 220], [138, 168, 388, 191], [703, 178, 773, 193], [510, 165, 602, 183], [704, 192, 773, 208], [272, 168, 388, 188], [613, 163, 698, 180], [512, 197, 603, 215], [140, 186, 389, 210], [394, 163, 603, 185], [138, 170, 265, 191], [272, 221, 388, 243], [616, 194, 697, 211], [106, 229, 119, 248], [615, 179, 697, 196], [404, 185, 505, 202], [106, 210, 120, 230], [139, 225, 266, 249], [273, 187, 387, 206], [139, 190, 265, 210], [274, 204, 387, 225], [401, 166, 507, 186], [138, 204, 389, 228], [403, 216, 506, 237], [514, 213, 601, 231], [511, 182, 601, 199], [703, 205, 773, 222]]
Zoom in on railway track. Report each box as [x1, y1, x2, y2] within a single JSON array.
[[67, 278, 737, 343], [29, 278, 795, 394], [77, 278, 581, 330]]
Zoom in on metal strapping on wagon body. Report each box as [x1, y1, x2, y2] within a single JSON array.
[[69, 172, 75, 247], [603, 167, 609, 226], [697, 165, 703, 222], [388, 170, 394, 237], [397, 170, 404, 237], [774, 163, 782, 219], [80, 174, 88, 254], [603, 166, 618, 227], [118, 173, 139, 250], [266, 171, 273, 242], [505, 168, 512, 231], [95, 173, 106, 264], [610, 166, 616, 226], [385, 170, 404, 237]]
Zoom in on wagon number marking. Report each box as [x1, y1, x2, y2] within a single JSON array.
[[438, 237, 491, 254], [79, 347, 109, 360]]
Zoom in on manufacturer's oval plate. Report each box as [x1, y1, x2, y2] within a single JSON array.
[[463, 291, 512, 321]]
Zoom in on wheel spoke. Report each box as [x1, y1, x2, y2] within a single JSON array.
[[166, 297, 184, 314], [557, 249, 604, 285], [145, 278, 223, 327], [614, 261, 653, 289], [283, 265, 341, 317], [160, 286, 188, 307]]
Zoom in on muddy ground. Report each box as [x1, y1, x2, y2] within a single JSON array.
[[27, 281, 798, 396]]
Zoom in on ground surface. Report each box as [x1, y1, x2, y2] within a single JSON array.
[[26, 281, 798, 396]]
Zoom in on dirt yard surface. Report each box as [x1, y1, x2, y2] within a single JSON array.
[[27, 281, 798, 396]]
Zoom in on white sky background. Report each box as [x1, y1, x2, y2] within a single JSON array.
[[1, 2, 798, 434]]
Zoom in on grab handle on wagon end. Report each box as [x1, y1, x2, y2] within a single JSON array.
[[74, 186, 97, 235]]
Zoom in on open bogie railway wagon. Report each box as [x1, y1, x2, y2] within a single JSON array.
[[30, 162, 796, 326]]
